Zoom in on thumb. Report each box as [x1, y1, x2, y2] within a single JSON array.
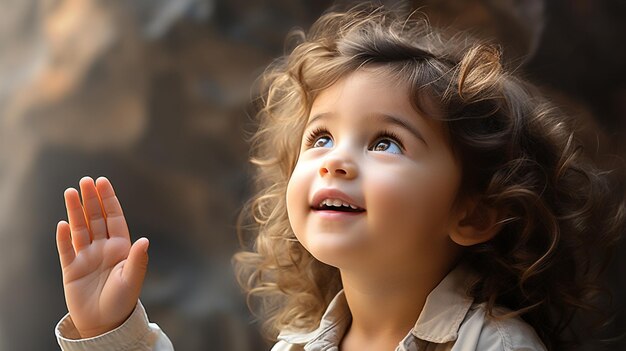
[[122, 237, 149, 291]]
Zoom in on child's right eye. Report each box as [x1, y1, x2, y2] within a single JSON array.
[[312, 137, 333, 148], [304, 127, 334, 148]]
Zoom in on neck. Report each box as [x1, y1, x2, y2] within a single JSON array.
[[338, 264, 454, 348]]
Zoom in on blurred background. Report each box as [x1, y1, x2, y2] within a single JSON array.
[[0, 0, 624, 350]]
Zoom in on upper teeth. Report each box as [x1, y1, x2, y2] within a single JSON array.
[[319, 198, 359, 210]]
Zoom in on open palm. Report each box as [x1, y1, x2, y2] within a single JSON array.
[[56, 176, 149, 338]]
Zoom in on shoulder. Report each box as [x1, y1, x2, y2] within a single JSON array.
[[455, 302, 547, 351]]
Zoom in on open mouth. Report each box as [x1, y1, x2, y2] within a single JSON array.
[[310, 191, 366, 214], [311, 203, 366, 213]]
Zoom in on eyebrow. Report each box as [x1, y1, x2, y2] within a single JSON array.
[[306, 112, 428, 147]]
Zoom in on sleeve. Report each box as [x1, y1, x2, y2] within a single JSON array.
[[270, 340, 291, 350], [55, 300, 174, 351]]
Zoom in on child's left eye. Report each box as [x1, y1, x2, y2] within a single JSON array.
[[370, 139, 402, 154], [369, 130, 404, 154]]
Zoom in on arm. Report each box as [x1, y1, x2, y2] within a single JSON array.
[[55, 300, 173, 351], [55, 176, 173, 350]]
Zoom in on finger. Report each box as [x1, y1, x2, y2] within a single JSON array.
[[56, 220, 76, 268], [122, 238, 149, 291], [95, 177, 130, 241], [64, 188, 91, 250], [79, 176, 108, 241]]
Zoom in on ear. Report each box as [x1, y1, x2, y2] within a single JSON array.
[[448, 196, 506, 247]]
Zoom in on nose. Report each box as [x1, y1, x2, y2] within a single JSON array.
[[319, 151, 358, 179]]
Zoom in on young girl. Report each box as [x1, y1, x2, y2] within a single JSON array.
[[54, 4, 625, 351]]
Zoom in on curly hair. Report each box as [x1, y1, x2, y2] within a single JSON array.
[[233, 3, 626, 349]]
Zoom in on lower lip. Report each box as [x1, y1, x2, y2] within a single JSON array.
[[312, 209, 366, 219]]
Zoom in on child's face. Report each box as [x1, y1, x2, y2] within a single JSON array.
[[286, 68, 464, 275]]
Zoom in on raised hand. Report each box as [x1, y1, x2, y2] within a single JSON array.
[[56, 176, 149, 338]]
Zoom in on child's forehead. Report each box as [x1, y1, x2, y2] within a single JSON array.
[[311, 68, 409, 105], [306, 66, 450, 143], [308, 67, 436, 123]]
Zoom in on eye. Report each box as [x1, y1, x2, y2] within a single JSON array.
[[304, 127, 334, 148], [369, 130, 404, 154], [313, 137, 333, 148]]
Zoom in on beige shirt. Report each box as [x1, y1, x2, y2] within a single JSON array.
[[273, 265, 546, 351], [55, 264, 547, 351]]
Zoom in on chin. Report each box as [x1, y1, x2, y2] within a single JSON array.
[[298, 232, 367, 270]]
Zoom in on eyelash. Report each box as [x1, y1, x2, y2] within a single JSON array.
[[303, 126, 405, 151], [303, 127, 329, 146]]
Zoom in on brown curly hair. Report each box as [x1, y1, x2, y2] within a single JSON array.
[[233, 3, 626, 349]]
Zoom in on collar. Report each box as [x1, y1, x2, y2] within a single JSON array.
[[277, 290, 351, 350], [409, 263, 475, 343], [277, 263, 476, 348]]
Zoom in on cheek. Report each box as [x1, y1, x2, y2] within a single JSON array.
[[367, 166, 457, 239], [285, 172, 299, 224]]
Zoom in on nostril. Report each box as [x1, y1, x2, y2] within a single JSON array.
[[319, 166, 351, 177]]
